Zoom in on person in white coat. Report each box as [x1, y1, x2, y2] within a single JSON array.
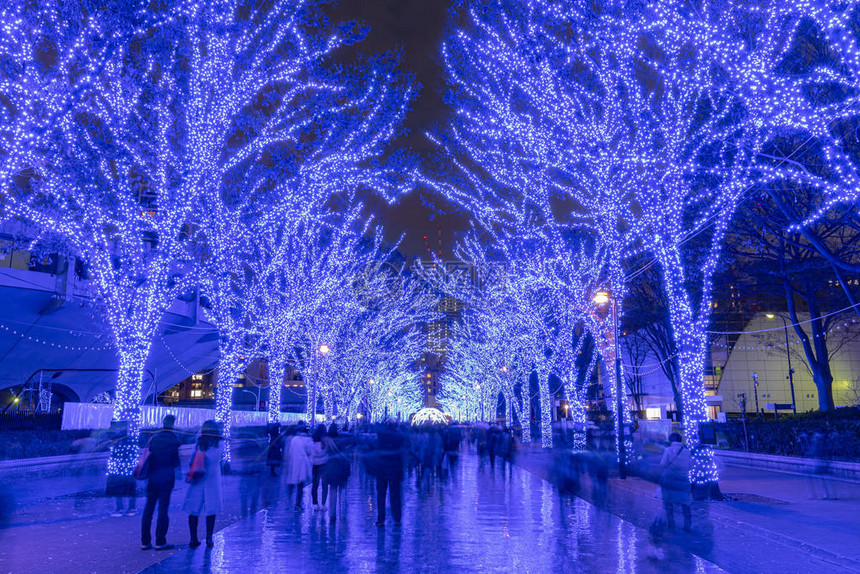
[[183, 420, 224, 547], [284, 422, 314, 510]]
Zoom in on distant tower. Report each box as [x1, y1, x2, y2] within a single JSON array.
[[437, 223, 443, 258], [423, 223, 446, 260], [423, 234, 433, 258]]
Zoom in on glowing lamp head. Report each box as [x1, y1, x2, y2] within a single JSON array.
[[593, 291, 611, 305], [765, 313, 775, 319], [318, 344, 330, 355]]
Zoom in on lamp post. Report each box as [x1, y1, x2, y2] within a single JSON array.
[[750, 371, 760, 418], [765, 313, 797, 414], [594, 289, 626, 479], [309, 343, 330, 428], [240, 388, 260, 412]]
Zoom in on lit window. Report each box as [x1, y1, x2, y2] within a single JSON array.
[[191, 390, 202, 398]]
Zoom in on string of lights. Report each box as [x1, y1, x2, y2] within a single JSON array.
[[0, 322, 112, 352]]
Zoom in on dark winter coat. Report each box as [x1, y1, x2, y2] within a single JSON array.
[[376, 428, 405, 481], [147, 429, 181, 491]]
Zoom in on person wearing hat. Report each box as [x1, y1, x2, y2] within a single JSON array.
[[183, 420, 224, 548]]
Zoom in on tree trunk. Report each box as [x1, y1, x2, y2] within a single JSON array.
[[305, 377, 315, 425], [516, 386, 531, 444], [812, 369, 836, 411], [657, 244, 720, 488], [677, 337, 720, 485], [214, 342, 242, 462], [786, 278, 836, 411], [537, 364, 553, 448], [324, 393, 333, 425], [107, 343, 150, 476], [566, 379, 587, 451], [268, 356, 287, 424], [112, 348, 148, 430]]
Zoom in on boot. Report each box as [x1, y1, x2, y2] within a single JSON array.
[[206, 514, 216, 547], [189, 515, 201, 548]]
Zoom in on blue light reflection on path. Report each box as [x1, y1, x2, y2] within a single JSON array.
[[141, 453, 723, 573]]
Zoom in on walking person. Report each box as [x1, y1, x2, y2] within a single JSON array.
[[659, 432, 692, 532], [429, 429, 444, 477], [141, 414, 181, 550], [310, 425, 328, 510], [285, 422, 314, 510], [414, 430, 429, 482], [266, 423, 284, 477], [183, 420, 224, 548], [487, 425, 500, 470], [321, 424, 350, 523], [442, 425, 461, 471], [807, 431, 836, 499], [476, 423, 489, 469], [496, 427, 515, 477], [375, 421, 405, 527], [237, 431, 265, 517]]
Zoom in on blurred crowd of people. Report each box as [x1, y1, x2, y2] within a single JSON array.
[[119, 413, 725, 557], [131, 416, 507, 550]]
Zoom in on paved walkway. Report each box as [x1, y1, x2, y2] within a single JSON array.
[[0, 455, 247, 574], [2, 445, 857, 573], [2, 450, 722, 574], [515, 446, 860, 574], [142, 453, 720, 574]]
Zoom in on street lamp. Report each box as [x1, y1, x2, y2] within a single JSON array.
[[594, 289, 626, 479], [765, 313, 797, 414], [240, 388, 260, 412], [750, 371, 760, 418], [593, 291, 610, 305]]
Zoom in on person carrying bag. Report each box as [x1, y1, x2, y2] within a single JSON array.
[[182, 420, 223, 548]]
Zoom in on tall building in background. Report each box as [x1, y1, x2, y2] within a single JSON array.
[[418, 256, 474, 406]]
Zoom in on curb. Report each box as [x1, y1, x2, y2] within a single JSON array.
[[715, 450, 860, 482], [0, 444, 195, 475]]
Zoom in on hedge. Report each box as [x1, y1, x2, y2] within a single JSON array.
[[714, 407, 860, 462]]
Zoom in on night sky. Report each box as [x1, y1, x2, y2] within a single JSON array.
[[329, 0, 469, 259]]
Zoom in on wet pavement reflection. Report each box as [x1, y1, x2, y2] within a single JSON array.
[[142, 452, 723, 573]]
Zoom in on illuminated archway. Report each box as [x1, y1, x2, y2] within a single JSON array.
[[411, 407, 448, 426]]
